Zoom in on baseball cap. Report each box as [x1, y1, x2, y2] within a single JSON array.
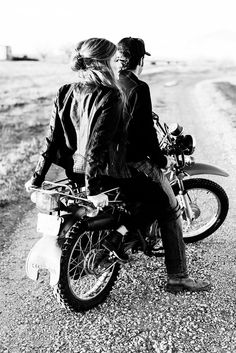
[[117, 37, 151, 59]]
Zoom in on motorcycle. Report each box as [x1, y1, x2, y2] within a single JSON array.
[[25, 115, 229, 312]]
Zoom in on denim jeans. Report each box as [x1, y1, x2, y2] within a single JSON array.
[[128, 160, 188, 278]]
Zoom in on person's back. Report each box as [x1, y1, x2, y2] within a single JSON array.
[[53, 83, 128, 191], [116, 38, 167, 168], [118, 70, 167, 167]]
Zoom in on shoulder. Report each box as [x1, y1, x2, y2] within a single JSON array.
[[98, 85, 122, 104], [56, 83, 74, 100], [129, 79, 150, 102], [119, 71, 150, 95], [134, 79, 150, 93], [99, 85, 119, 95], [57, 83, 75, 96], [119, 71, 137, 90], [56, 83, 76, 107]]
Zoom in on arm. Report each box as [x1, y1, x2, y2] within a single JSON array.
[[85, 90, 122, 195], [129, 83, 167, 168], [31, 90, 64, 186]]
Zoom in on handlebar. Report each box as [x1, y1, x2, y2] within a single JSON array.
[[152, 111, 195, 161]]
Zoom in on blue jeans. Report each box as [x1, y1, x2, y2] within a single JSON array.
[[128, 160, 188, 278]]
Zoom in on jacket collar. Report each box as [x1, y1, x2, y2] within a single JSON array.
[[119, 70, 139, 82]]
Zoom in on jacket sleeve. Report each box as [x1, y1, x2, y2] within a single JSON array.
[[129, 83, 167, 168], [85, 90, 122, 195], [31, 90, 64, 186]]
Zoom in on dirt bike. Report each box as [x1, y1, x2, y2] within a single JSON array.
[[25, 116, 229, 312]]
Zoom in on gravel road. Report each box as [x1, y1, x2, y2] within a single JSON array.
[[1, 67, 236, 353]]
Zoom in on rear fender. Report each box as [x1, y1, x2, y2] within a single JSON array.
[[25, 235, 61, 287], [26, 214, 76, 287], [184, 163, 229, 177]]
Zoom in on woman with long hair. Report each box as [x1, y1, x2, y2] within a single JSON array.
[[25, 38, 130, 202]]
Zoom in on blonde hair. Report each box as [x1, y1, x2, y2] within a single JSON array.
[[71, 38, 118, 89]]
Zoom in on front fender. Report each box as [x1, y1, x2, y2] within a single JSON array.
[[184, 162, 229, 177], [26, 235, 61, 287]]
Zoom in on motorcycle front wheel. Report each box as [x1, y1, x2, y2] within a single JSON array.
[[173, 178, 229, 243], [54, 223, 120, 312]]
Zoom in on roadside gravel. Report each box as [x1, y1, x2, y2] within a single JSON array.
[[1, 70, 236, 353]]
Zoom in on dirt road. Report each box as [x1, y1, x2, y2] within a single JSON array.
[[1, 68, 236, 353]]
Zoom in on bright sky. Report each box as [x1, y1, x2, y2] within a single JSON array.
[[1, 0, 236, 59]]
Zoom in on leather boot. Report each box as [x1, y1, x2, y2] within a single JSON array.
[[166, 277, 211, 293], [103, 231, 129, 263]]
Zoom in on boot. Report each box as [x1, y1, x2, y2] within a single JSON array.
[[103, 231, 129, 263], [166, 277, 211, 293]]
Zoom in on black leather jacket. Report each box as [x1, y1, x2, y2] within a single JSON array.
[[118, 70, 167, 168], [32, 83, 130, 195]]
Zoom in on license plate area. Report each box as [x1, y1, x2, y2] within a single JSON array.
[[37, 213, 61, 236]]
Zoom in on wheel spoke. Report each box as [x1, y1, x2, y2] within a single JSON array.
[[182, 187, 220, 238]]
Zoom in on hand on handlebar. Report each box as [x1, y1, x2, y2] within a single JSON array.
[[25, 178, 37, 193], [87, 193, 109, 209]]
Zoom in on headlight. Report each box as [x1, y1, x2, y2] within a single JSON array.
[[31, 190, 60, 213], [183, 135, 196, 155], [176, 134, 196, 155]]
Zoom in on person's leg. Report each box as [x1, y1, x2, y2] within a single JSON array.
[[159, 215, 188, 277], [150, 167, 188, 277], [102, 174, 158, 262], [130, 160, 211, 292], [129, 160, 187, 275]]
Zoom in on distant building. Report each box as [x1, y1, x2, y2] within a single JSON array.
[[0, 45, 12, 60]]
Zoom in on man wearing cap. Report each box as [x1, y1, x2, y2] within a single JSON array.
[[115, 37, 211, 293]]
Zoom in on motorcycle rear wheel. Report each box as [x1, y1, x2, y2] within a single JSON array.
[[54, 223, 120, 312], [173, 178, 229, 243]]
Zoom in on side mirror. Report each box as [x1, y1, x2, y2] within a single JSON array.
[[152, 111, 159, 122], [168, 123, 184, 136]]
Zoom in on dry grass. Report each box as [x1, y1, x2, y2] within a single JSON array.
[[0, 60, 75, 206], [0, 138, 41, 205], [0, 60, 75, 241]]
